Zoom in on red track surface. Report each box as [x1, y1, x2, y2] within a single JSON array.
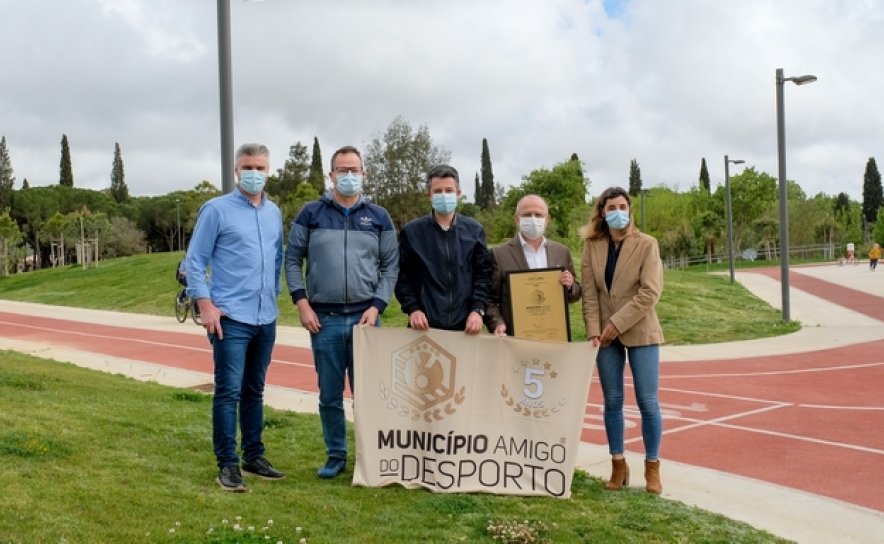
[[1, 267, 882, 511]]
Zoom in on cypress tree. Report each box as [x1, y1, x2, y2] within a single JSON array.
[[21, 178, 29, 189], [307, 136, 325, 194], [862, 157, 883, 226], [110, 142, 129, 203], [0, 136, 14, 210], [570, 153, 584, 180], [59, 134, 74, 187], [480, 138, 494, 210], [628, 159, 642, 196], [699, 158, 710, 192]]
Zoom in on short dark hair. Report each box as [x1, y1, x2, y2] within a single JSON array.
[[425, 164, 460, 192], [330, 146, 362, 171]]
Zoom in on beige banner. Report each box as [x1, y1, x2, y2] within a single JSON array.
[[352, 327, 597, 498]]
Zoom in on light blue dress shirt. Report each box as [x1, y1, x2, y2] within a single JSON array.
[[185, 190, 283, 326]]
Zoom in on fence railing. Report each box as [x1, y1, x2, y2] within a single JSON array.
[[664, 243, 838, 269]]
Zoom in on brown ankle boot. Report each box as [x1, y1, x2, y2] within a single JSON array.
[[645, 459, 662, 494], [605, 458, 630, 490]]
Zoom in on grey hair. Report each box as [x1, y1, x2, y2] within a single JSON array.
[[425, 164, 460, 192], [235, 143, 270, 165]]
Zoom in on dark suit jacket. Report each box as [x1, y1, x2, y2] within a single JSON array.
[[484, 235, 582, 335]]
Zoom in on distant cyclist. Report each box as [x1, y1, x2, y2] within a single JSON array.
[[176, 260, 188, 304]]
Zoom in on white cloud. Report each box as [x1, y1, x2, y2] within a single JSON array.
[[0, 0, 881, 201]]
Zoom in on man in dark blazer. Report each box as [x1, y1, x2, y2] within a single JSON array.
[[484, 194, 582, 336]]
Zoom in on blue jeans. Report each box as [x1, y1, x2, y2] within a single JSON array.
[[596, 339, 662, 460], [310, 312, 378, 460], [210, 317, 276, 468]]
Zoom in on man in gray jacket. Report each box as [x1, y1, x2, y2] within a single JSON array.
[[285, 145, 399, 479]]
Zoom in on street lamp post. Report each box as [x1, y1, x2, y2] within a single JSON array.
[[724, 156, 745, 284], [776, 68, 817, 322], [176, 198, 182, 252], [216, 0, 235, 194]]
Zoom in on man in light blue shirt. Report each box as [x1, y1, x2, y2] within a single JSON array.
[[186, 143, 285, 492]]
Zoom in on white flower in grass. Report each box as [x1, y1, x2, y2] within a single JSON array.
[[169, 528, 175, 534], [223, 519, 229, 524], [236, 516, 242, 521], [234, 524, 242, 531], [249, 526, 255, 531], [176, 521, 181, 526], [268, 519, 274, 525], [296, 527, 302, 533], [300, 539, 307, 544]]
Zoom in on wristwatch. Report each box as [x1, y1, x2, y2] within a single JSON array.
[[474, 308, 485, 317]]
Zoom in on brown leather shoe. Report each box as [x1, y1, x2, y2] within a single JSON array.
[[645, 459, 662, 494], [605, 458, 630, 490]]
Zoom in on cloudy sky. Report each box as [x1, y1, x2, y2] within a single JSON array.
[[1, 0, 882, 201]]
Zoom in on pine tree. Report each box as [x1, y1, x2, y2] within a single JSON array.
[[628, 159, 642, 196], [21, 178, 29, 189], [480, 138, 495, 211], [474, 173, 482, 207], [59, 134, 74, 187], [110, 142, 129, 203], [0, 136, 15, 210], [699, 158, 710, 192], [307, 136, 325, 194], [862, 157, 883, 226]]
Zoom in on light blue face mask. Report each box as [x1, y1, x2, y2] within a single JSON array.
[[239, 170, 266, 195], [336, 172, 362, 196], [605, 210, 630, 230], [432, 193, 458, 214]]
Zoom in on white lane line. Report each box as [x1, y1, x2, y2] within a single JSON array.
[[799, 404, 884, 411], [662, 416, 884, 456], [0, 320, 314, 370], [661, 361, 884, 379]]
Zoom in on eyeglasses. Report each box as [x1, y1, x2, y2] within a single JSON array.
[[333, 167, 363, 175]]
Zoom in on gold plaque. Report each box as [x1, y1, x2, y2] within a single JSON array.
[[506, 268, 571, 342]]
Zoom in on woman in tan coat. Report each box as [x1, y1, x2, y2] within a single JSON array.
[[581, 186, 664, 494]]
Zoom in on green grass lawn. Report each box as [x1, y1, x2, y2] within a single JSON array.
[[0, 253, 802, 542], [0, 251, 800, 344], [0, 353, 792, 543]]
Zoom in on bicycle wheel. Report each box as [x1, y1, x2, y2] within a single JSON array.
[[175, 295, 187, 323], [191, 300, 202, 325]]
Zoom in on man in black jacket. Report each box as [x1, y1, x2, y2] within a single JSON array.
[[395, 164, 492, 333]]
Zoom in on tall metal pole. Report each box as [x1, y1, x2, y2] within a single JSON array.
[[724, 156, 735, 284], [775, 68, 790, 322], [176, 198, 182, 252], [217, 0, 235, 194]]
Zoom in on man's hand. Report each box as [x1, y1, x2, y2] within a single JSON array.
[[358, 306, 379, 326], [493, 324, 507, 337], [197, 298, 224, 340], [409, 310, 429, 330], [297, 299, 321, 334], [589, 336, 600, 347], [559, 270, 574, 290], [465, 311, 483, 335]]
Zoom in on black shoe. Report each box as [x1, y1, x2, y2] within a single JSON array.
[[317, 457, 347, 479], [242, 456, 285, 480], [216, 465, 246, 492]]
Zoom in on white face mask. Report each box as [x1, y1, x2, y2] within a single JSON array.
[[519, 216, 546, 240]]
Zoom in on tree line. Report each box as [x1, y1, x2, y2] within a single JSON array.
[[0, 122, 881, 276]]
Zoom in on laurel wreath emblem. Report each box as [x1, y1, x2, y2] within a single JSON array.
[[379, 381, 466, 420], [500, 384, 567, 418]]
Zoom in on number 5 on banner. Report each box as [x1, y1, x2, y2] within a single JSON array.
[[524, 368, 544, 399]]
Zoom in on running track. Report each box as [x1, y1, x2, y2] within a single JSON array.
[[1, 267, 882, 512]]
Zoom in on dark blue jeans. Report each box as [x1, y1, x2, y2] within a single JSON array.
[[209, 317, 276, 468], [310, 312, 378, 460], [596, 339, 662, 460]]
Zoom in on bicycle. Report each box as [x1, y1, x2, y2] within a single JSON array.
[[175, 289, 202, 325]]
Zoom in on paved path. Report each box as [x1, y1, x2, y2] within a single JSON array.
[[1, 263, 884, 543]]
